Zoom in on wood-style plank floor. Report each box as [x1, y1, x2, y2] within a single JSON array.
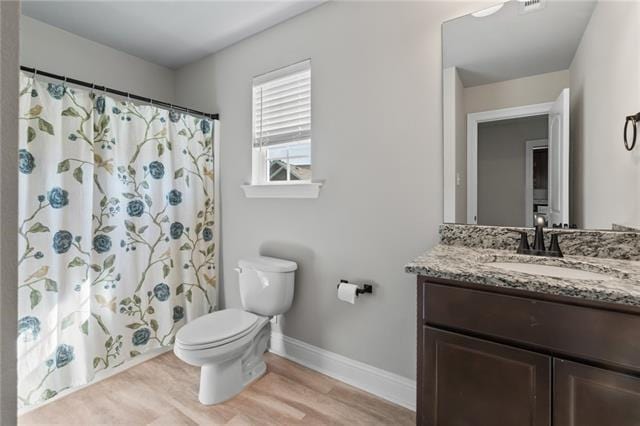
[[19, 352, 415, 425]]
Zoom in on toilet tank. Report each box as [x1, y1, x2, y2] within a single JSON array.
[[236, 256, 297, 316]]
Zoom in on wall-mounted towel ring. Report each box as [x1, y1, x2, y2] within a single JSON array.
[[624, 112, 640, 151]]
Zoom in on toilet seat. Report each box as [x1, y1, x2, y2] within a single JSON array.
[[175, 309, 260, 351]]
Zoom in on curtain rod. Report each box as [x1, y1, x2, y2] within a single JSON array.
[[20, 65, 219, 121]]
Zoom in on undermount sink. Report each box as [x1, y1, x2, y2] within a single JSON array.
[[488, 262, 615, 281]]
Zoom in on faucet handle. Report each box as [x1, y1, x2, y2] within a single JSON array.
[[548, 234, 564, 258], [506, 228, 530, 254]]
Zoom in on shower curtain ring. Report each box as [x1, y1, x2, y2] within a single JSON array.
[[32, 68, 38, 79]]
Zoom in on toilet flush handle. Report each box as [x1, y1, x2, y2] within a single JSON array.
[[234, 267, 242, 274]]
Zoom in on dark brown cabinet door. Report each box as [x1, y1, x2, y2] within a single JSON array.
[[554, 359, 640, 426], [422, 327, 551, 426]]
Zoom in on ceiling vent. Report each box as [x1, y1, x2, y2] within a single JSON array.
[[519, 0, 546, 15]]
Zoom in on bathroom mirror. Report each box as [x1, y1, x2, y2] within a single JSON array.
[[442, 0, 640, 230]]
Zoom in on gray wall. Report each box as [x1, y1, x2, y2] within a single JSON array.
[[20, 16, 176, 102], [175, 1, 482, 379], [477, 116, 548, 227], [570, 1, 640, 229], [0, 2, 19, 424]]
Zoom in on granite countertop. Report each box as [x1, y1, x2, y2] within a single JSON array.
[[405, 244, 640, 307]]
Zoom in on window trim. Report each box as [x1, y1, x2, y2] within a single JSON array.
[[241, 182, 322, 199], [244, 59, 322, 199]]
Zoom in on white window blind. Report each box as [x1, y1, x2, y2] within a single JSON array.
[[253, 60, 311, 148]]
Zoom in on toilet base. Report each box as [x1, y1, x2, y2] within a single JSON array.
[[199, 359, 243, 405], [197, 321, 271, 405]]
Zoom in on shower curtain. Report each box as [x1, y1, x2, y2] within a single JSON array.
[[17, 72, 218, 408]]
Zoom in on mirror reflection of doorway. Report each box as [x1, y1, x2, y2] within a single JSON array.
[[476, 115, 548, 227], [526, 140, 548, 227], [467, 88, 570, 227]]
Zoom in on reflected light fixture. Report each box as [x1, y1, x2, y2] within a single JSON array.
[[471, 3, 504, 18]]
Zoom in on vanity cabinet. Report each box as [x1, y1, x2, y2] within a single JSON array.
[[417, 277, 640, 426]]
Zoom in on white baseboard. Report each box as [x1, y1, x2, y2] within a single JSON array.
[[269, 332, 416, 411], [18, 346, 172, 416]]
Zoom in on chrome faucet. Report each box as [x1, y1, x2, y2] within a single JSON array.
[[510, 217, 563, 258]]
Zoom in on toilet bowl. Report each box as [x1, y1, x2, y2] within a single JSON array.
[[174, 256, 297, 405]]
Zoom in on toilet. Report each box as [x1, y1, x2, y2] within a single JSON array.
[[174, 256, 297, 405]]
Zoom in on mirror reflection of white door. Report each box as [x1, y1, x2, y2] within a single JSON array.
[[548, 88, 570, 227], [525, 139, 549, 227]]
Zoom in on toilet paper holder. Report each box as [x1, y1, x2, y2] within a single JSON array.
[[337, 279, 373, 296]]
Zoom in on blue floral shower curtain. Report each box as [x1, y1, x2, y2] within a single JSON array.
[[17, 72, 218, 408]]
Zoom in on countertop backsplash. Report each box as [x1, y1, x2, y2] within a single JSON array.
[[440, 223, 640, 261]]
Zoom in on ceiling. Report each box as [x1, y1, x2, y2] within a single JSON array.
[[22, 1, 325, 69], [443, 0, 597, 87]]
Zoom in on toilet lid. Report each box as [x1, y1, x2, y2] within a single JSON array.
[[176, 309, 259, 347], [238, 256, 297, 273]]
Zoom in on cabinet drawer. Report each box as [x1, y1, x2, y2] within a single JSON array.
[[424, 282, 640, 371]]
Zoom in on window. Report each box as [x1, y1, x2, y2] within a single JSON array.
[[252, 60, 312, 185]]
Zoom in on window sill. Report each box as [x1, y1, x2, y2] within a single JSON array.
[[241, 182, 322, 199]]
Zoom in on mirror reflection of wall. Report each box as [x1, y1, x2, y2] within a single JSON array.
[[443, 0, 640, 231]]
